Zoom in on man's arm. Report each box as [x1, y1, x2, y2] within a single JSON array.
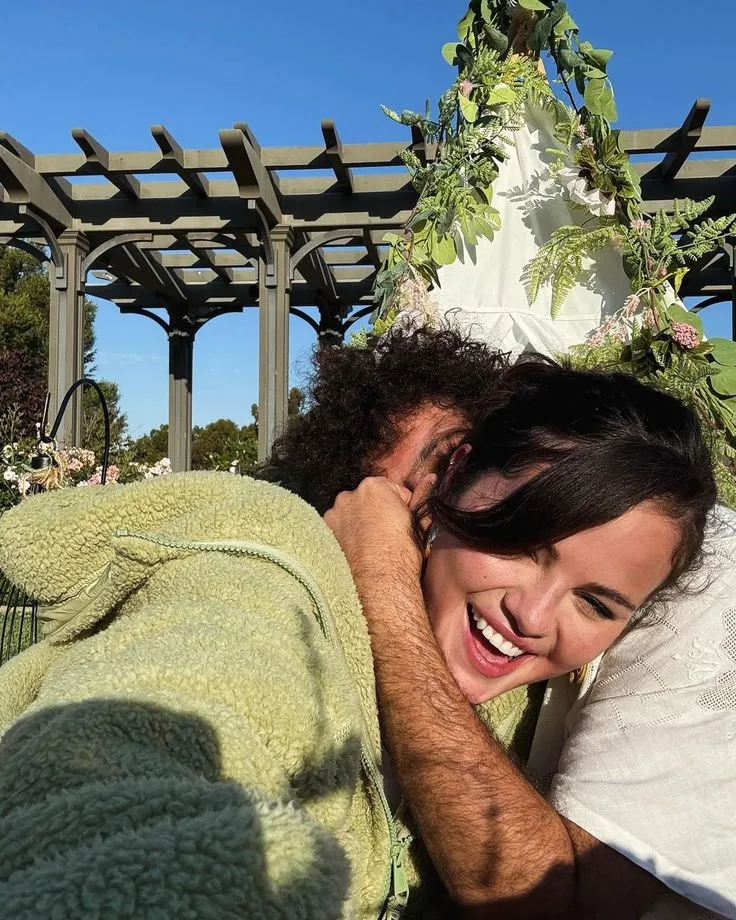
[[326, 478, 666, 919]]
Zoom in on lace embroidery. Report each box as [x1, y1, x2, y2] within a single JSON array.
[[696, 607, 736, 713]]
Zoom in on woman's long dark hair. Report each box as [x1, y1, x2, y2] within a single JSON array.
[[429, 358, 718, 595]]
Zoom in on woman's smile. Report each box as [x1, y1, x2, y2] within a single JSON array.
[[464, 603, 532, 679]]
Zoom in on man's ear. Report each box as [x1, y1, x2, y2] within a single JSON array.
[[446, 443, 471, 481]]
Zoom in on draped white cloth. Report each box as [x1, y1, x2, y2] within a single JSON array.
[[530, 507, 736, 919], [435, 105, 631, 356]]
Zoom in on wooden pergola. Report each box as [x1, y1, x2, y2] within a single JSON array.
[[1, 99, 735, 470]]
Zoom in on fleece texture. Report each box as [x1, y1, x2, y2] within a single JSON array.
[[0, 473, 400, 919], [0, 472, 534, 919]]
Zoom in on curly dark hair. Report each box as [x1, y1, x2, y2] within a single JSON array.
[[256, 326, 510, 513]]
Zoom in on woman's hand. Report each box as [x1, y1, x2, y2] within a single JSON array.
[[324, 475, 435, 611]]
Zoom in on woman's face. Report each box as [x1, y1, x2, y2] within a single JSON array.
[[423, 470, 681, 703]]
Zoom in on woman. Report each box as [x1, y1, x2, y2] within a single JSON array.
[[0, 361, 716, 920], [415, 359, 713, 705]]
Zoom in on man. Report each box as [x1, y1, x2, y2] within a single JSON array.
[[258, 325, 509, 512]]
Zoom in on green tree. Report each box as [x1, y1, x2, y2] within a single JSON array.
[[81, 381, 128, 459], [191, 418, 258, 473], [251, 387, 305, 431], [0, 246, 125, 449], [129, 424, 169, 466]]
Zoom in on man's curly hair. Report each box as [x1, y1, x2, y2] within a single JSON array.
[[256, 326, 510, 513]]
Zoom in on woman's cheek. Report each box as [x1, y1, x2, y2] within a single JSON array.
[[552, 619, 628, 674]]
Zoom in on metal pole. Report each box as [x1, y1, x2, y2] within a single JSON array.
[[47, 230, 89, 447]]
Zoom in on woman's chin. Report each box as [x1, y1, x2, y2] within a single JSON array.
[[452, 668, 507, 705]]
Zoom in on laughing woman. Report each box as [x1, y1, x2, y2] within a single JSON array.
[[0, 360, 716, 920]]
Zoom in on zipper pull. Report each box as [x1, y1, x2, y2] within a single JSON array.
[[385, 842, 409, 918]]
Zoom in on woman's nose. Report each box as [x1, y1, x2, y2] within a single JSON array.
[[501, 582, 558, 639]]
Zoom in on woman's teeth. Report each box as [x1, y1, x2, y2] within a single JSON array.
[[471, 609, 524, 658]]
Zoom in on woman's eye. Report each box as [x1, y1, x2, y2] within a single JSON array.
[[578, 593, 615, 621]]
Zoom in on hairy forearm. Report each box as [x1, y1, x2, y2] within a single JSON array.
[[361, 572, 575, 916]]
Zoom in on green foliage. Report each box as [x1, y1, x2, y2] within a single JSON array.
[[129, 423, 169, 466], [522, 222, 617, 317], [374, 0, 562, 317], [0, 246, 125, 447], [567, 298, 736, 506], [191, 418, 258, 473], [81, 381, 127, 459], [376, 0, 736, 327]]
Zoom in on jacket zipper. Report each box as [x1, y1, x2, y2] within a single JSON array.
[[116, 531, 409, 918]]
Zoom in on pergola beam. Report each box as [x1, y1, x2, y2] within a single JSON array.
[[151, 125, 210, 198], [656, 99, 711, 181], [0, 147, 72, 230], [186, 238, 235, 282], [219, 125, 282, 225], [105, 243, 188, 304], [0, 132, 35, 166], [85, 278, 376, 309], [72, 128, 141, 199], [292, 230, 340, 304], [321, 120, 354, 194], [622, 124, 736, 155], [362, 229, 383, 269]]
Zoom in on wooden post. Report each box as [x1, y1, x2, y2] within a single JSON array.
[[48, 230, 88, 447], [258, 225, 293, 461]]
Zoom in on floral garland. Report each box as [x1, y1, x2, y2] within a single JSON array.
[[367, 0, 736, 502]]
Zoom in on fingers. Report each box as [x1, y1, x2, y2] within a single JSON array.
[[327, 477, 412, 516], [409, 474, 437, 513]]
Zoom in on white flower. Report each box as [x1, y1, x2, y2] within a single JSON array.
[[147, 457, 173, 479], [2, 444, 14, 460], [558, 167, 616, 217], [3, 467, 18, 482]]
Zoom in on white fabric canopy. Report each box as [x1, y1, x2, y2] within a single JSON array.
[[435, 105, 632, 356]]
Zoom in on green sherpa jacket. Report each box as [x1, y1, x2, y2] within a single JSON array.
[[0, 472, 534, 919]]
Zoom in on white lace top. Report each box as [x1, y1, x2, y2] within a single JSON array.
[[549, 505, 736, 919]]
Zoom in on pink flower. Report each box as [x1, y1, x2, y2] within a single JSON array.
[[459, 80, 474, 97], [622, 294, 641, 316], [671, 321, 700, 349], [631, 218, 651, 232]]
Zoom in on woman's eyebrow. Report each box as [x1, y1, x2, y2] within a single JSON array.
[[580, 583, 637, 612]]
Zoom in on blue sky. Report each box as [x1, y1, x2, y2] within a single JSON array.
[[2, 0, 734, 437]]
